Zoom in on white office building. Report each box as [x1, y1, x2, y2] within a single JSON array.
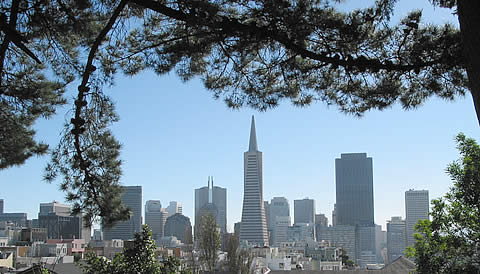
[[405, 189, 429, 246]]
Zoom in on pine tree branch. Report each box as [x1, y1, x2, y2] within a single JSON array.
[[130, 0, 454, 73], [0, 0, 20, 88], [72, 0, 128, 223]]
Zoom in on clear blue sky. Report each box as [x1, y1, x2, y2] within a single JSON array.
[[0, 1, 477, 231]]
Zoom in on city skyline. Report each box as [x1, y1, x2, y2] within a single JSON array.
[[0, 1, 476, 232]]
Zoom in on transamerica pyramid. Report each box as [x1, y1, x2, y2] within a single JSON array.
[[239, 116, 269, 246]]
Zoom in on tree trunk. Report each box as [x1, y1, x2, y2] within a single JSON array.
[[457, 0, 480, 126]]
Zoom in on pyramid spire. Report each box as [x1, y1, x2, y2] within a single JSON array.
[[249, 115, 258, 151]]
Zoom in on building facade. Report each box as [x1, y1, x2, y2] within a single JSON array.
[[0, 213, 27, 227], [103, 186, 142, 240], [195, 176, 227, 235], [335, 153, 374, 226], [294, 198, 315, 224], [266, 197, 290, 246], [39, 201, 71, 216], [315, 214, 328, 227], [145, 200, 168, 241], [332, 204, 337, 226], [38, 214, 81, 240], [164, 213, 192, 244], [273, 216, 290, 245], [239, 116, 269, 246], [405, 189, 429, 246], [287, 223, 315, 242], [335, 153, 376, 266], [387, 216, 406, 264], [37, 201, 89, 240], [166, 201, 182, 217], [317, 225, 357, 262]]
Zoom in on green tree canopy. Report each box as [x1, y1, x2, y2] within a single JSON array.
[[406, 133, 480, 273], [82, 225, 185, 274], [1, 0, 478, 226], [197, 214, 221, 272]]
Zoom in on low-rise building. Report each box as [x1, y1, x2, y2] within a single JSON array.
[[0, 251, 13, 270], [21, 227, 48, 243], [47, 239, 86, 258], [0, 237, 8, 247], [88, 239, 124, 259], [36, 242, 68, 257]]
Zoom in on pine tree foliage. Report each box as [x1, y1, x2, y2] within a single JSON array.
[[406, 134, 480, 273], [1, 0, 477, 226]]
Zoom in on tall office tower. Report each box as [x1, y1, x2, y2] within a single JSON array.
[[294, 198, 315, 224], [239, 116, 269, 246], [267, 197, 290, 246], [335, 153, 374, 226], [0, 199, 3, 214], [145, 200, 168, 241], [332, 204, 337, 226], [315, 214, 328, 227], [166, 201, 183, 217], [269, 197, 290, 222], [164, 213, 193, 244], [405, 189, 429, 246], [103, 186, 142, 240], [387, 216, 406, 264], [195, 176, 227, 236], [335, 153, 375, 266]]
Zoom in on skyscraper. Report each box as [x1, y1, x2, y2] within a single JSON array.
[[103, 186, 142, 240], [0, 199, 3, 214], [166, 201, 183, 217], [294, 198, 315, 224], [387, 216, 406, 264], [164, 213, 193, 244], [195, 176, 227, 235], [405, 189, 429, 246], [145, 200, 168, 241], [335, 153, 375, 266], [335, 153, 374, 226], [239, 116, 269, 246], [266, 197, 290, 246]]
